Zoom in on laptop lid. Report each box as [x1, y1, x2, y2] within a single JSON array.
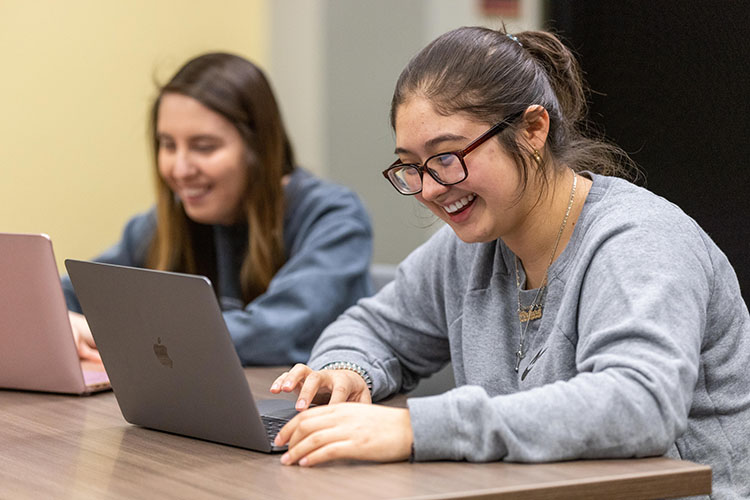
[[64, 259, 296, 453], [0, 233, 109, 395]]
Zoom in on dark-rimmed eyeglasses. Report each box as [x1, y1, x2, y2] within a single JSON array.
[[382, 110, 524, 195]]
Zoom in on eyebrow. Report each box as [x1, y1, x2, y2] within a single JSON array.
[[156, 132, 221, 142], [188, 134, 221, 142], [394, 133, 469, 156]]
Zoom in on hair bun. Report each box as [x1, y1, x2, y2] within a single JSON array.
[[516, 31, 586, 125]]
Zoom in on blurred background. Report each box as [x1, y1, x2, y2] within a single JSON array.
[[1, 0, 747, 299]]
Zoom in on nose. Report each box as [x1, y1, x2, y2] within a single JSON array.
[[419, 171, 449, 202], [171, 149, 197, 179]]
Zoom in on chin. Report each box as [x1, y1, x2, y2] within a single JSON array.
[[451, 227, 492, 244], [184, 209, 220, 226]]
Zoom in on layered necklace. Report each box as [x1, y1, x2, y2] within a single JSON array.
[[513, 170, 577, 372]]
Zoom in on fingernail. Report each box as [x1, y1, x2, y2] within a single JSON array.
[[295, 399, 306, 410], [271, 383, 280, 391], [282, 381, 293, 389], [280, 453, 290, 465], [299, 457, 309, 466]]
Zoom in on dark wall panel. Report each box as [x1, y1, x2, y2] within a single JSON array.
[[547, 0, 750, 301]]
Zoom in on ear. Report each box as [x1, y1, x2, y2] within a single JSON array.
[[520, 105, 550, 152]]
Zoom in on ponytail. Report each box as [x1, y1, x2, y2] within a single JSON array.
[[390, 26, 639, 185], [516, 31, 586, 128]]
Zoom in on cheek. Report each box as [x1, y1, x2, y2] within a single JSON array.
[[414, 194, 434, 211], [414, 194, 447, 218], [222, 147, 250, 183], [221, 164, 249, 202], [156, 154, 172, 182]]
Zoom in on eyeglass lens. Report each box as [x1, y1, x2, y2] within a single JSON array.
[[388, 153, 465, 194]]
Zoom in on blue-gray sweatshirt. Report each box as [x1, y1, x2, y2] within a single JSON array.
[[63, 168, 373, 365], [308, 173, 749, 499]]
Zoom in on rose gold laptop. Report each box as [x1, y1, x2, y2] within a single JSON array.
[[0, 233, 110, 395]]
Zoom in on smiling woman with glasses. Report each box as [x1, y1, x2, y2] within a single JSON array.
[[269, 26, 749, 498]]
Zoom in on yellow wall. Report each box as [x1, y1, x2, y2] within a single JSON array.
[[0, 1, 268, 272]]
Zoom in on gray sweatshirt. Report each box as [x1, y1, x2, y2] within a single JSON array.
[[309, 173, 749, 499]]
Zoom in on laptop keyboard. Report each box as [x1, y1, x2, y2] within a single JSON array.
[[261, 415, 290, 444]]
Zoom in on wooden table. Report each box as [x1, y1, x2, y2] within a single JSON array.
[[0, 367, 711, 499]]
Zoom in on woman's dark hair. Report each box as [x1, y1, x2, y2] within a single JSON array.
[[147, 52, 295, 303], [390, 27, 637, 193]]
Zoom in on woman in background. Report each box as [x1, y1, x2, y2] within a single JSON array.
[[270, 27, 749, 499], [64, 52, 373, 365]]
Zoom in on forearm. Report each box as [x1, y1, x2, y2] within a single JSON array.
[[408, 367, 689, 463], [309, 290, 452, 401], [226, 253, 372, 365]]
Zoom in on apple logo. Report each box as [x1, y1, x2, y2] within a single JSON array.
[[153, 337, 173, 368]]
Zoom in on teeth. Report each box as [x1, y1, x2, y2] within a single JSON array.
[[444, 193, 475, 214], [182, 187, 209, 197]]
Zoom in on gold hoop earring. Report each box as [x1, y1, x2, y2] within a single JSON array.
[[532, 149, 543, 167]]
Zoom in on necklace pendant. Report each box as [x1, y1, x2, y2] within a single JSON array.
[[518, 305, 543, 323], [514, 349, 525, 372]]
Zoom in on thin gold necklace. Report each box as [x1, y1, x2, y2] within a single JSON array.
[[513, 170, 577, 372]]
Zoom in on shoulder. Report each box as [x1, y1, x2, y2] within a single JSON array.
[[417, 225, 479, 264], [281, 169, 372, 251], [406, 225, 471, 264], [284, 168, 369, 222], [92, 207, 157, 266], [285, 168, 362, 206], [400, 224, 503, 293], [574, 173, 729, 288], [123, 208, 157, 238], [582, 174, 708, 244]]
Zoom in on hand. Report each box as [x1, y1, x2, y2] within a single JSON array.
[[68, 311, 101, 362], [270, 363, 371, 411], [275, 403, 413, 466]]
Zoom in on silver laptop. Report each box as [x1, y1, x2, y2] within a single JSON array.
[[0, 233, 110, 395], [64, 259, 297, 453]]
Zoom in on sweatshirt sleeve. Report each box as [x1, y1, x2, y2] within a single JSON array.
[[406, 215, 714, 463], [308, 226, 459, 400], [226, 187, 374, 366]]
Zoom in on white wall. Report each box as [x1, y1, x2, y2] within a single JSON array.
[[268, 0, 542, 264]]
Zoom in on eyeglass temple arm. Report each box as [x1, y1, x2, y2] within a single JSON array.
[[461, 109, 526, 156]]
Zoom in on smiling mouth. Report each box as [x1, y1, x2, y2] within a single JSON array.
[[443, 193, 476, 214], [180, 186, 210, 199]]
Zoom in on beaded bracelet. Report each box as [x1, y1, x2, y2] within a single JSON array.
[[320, 361, 373, 393]]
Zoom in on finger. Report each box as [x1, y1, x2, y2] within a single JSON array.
[[269, 372, 289, 393], [280, 364, 312, 393], [286, 407, 341, 448], [80, 330, 97, 349], [295, 371, 326, 411], [78, 343, 102, 362], [328, 382, 354, 405], [281, 425, 349, 466], [356, 390, 373, 404], [298, 440, 356, 467], [274, 413, 300, 447], [276, 405, 335, 447]]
